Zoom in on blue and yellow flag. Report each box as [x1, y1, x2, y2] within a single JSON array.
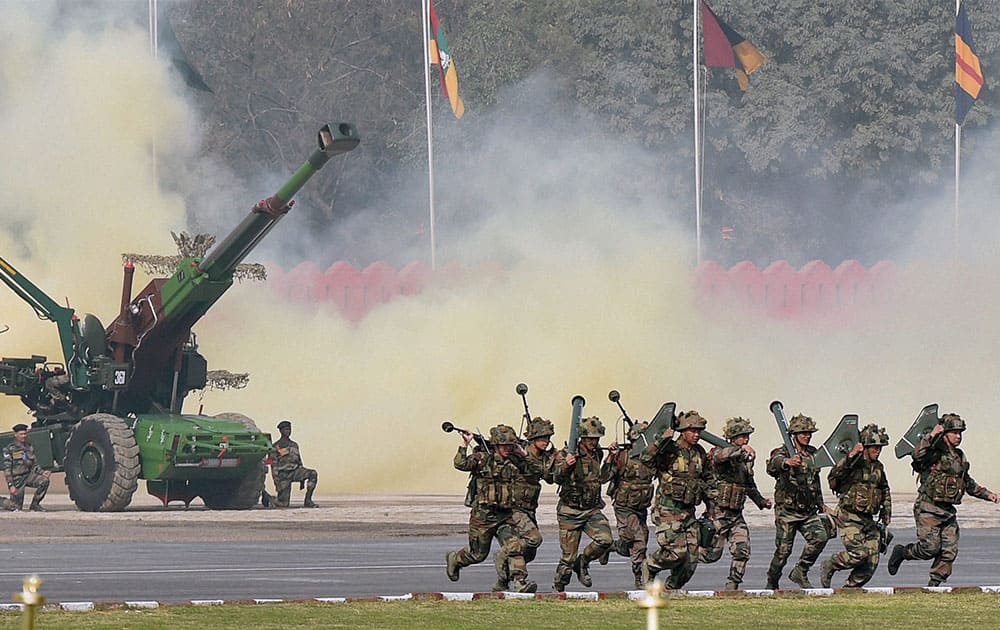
[[956, 3, 984, 125]]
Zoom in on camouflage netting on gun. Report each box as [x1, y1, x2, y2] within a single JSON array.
[[122, 231, 267, 282], [205, 370, 250, 390]]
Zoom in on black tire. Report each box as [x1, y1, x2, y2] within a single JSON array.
[[199, 412, 267, 510], [64, 414, 140, 512]]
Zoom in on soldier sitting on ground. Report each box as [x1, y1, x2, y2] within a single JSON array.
[[262, 419, 319, 508], [3, 423, 51, 511]]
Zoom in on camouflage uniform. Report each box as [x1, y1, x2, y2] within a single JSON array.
[[641, 411, 713, 590], [821, 424, 891, 588], [271, 435, 318, 508], [601, 423, 656, 588], [447, 425, 541, 593], [889, 414, 995, 586], [766, 415, 829, 589], [552, 417, 614, 592], [493, 418, 556, 591], [698, 418, 769, 590], [3, 433, 49, 511]]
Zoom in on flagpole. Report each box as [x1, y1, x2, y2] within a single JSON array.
[[693, 0, 703, 266], [421, 0, 437, 270], [954, 0, 961, 250]]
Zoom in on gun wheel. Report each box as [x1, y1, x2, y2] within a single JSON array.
[[198, 412, 267, 510], [65, 414, 140, 512]]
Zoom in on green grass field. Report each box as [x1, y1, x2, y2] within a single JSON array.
[[2, 592, 999, 629]]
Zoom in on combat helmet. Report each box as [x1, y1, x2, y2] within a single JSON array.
[[577, 416, 606, 438], [627, 421, 650, 442], [940, 413, 966, 432], [859, 423, 889, 446], [787, 414, 818, 434], [525, 417, 555, 440], [723, 417, 755, 440], [676, 411, 708, 431], [490, 424, 520, 445]]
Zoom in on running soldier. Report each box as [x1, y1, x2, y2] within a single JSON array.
[[699, 417, 772, 590], [447, 424, 540, 593], [266, 419, 319, 508], [641, 411, 714, 590], [888, 414, 999, 586], [3, 423, 50, 511], [492, 417, 556, 592], [601, 421, 656, 589], [820, 423, 892, 588], [551, 417, 614, 592], [766, 414, 830, 589]]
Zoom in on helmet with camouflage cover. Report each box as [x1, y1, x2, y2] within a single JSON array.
[[490, 424, 520, 445], [788, 414, 818, 434], [577, 416, 605, 438], [859, 423, 889, 446], [525, 417, 555, 440], [723, 417, 755, 440], [940, 413, 966, 432], [627, 421, 650, 442], [676, 411, 708, 431]]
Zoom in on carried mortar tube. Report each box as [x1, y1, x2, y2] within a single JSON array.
[[200, 123, 360, 282], [568, 395, 586, 455], [441, 421, 491, 451], [769, 400, 797, 455], [516, 383, 530, 437]]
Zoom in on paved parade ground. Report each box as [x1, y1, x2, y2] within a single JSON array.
[[1, 492, 999, 603]]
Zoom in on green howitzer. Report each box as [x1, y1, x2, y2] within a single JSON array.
[[567, 395, 585, 455], [0, 123, 359, 511]]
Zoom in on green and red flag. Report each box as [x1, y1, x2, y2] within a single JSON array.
[[956, 2, 984, 125], [428, 0, 465, 119], [701, 1, 767, 91]]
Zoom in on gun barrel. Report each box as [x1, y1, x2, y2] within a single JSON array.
[[200, 123, 360, 281]]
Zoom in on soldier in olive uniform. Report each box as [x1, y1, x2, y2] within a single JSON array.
[[699, 417, 772, 591], [447, 424, 540, 593], [3, 423, 51, 511], [601, 421, 656, 588], [641, 411, 714, 590], [492, 417, 556, 592], [266, 419, 319, 508], [766, 414, 830, 589], [820, 423, 892, 588], [888, 414, 999, 586], [551, 417, 614, 592]]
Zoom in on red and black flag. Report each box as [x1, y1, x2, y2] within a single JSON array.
[[701, 1, 767, 91], [956, 2, 984, 125]]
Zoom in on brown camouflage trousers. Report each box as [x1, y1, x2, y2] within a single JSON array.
[[698, 508, 751, 586], [494, 509, 543, 582], [827, 508, 880, 587], [647, 506, 699, 589], [272, 466, 317, 507], [766, 508, 830, 585], [452, 506, 528, 580], [554, 502, 613, 588], [612, 505, 650, 568], [902, 500, 959, 584]]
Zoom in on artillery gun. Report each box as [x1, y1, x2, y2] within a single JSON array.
[[0, 123, 359, 511]]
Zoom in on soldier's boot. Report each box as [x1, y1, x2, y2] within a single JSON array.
[[28, 498, 45, 512], [928, 578, 943, 587], [260, 491, 275, 508], [820, 559, 836, 589], [788, 564, 813, 589], [445, 551, 461, 582], [9, 495, 24, 512], [642, 560, 659, 585], [725, 580, 740, 591], [598, 546, 611, 565], [887, 544, 905, 576], [511, 578, 537, 593], [573, 556, 593, 588], [303, 486, 318, 508], [553, 566, 572, 593], [632, 563, 645, 589], [491, 579, 509, 593]]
